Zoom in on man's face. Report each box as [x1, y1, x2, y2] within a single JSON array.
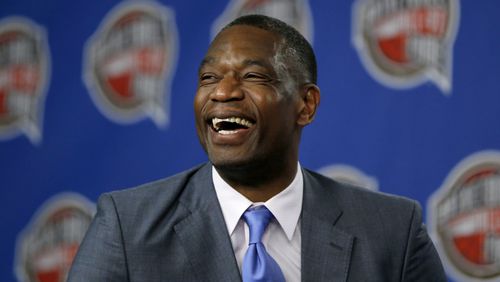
[[194, 25, 302, 170]]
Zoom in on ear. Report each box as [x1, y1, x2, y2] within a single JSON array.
[[297, 84, 320, 126]]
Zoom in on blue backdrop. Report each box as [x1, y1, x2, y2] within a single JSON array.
[[1, 1, 499, 281]]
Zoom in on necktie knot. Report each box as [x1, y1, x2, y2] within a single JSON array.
[[243, 206, 273, 244]]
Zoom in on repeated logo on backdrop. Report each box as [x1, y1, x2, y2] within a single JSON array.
[[84, 1, 178, 127], [318, 164, 379, 191], [429, 151, 500, 281], [211, 0, 313, 43], [15, 193, 95, 282], [352, 0, 459, 94], [0, 17, 50, 144]]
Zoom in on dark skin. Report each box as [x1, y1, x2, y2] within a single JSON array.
[[194, 25, 320, 202]]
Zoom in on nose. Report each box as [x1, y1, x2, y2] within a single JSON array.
[[211, 76, 244, 102]]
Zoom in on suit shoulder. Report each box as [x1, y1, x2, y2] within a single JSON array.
[[304, 168, 418, 214], [104, 163, 207, 207]]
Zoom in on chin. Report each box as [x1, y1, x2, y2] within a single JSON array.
[[208, 153, 258, 171], [210, 157, 246, 169]]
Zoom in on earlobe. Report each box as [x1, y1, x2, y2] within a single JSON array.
[[297, 84, 320, 126]]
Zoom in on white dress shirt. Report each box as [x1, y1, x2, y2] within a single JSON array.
[[212, 163, 303, 282]]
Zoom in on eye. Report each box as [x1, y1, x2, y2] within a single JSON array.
[[243, 72, 271, 82], [199, 72, 219, 85]]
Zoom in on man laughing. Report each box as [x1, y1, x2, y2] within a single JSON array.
[[69, 14, 446, 282]]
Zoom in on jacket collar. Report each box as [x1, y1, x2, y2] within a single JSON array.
[[301, 168, 354, 282], [174, 163, 241, 281], [173, 163, 354, 282]]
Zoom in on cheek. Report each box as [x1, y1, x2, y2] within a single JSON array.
[[193, 95, 209, 140], [272, 100, 301, 129], [193, 93, 207, 145], [248, 87, 283, 107], [193, 91, 206, 117]]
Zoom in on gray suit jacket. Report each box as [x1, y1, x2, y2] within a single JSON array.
[[68, 163, 446, 281]]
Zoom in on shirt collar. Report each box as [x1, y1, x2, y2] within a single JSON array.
[[212, 163, 303, 241]]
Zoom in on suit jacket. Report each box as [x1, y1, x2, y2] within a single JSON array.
[[68, 163, 446, 281]]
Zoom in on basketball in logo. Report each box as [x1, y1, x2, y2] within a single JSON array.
[[429, 151, 500, 281], [15, 193, 95, 282], [211, 0, 313, 43], [84, 1, 178, 127], [0, 17, 50, 144], [352, 0, 460, 94]]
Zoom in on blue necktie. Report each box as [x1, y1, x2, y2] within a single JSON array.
[[242, 206, 285, 282]]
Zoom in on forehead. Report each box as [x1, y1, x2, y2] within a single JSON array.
[[202, 25, 281, 68]]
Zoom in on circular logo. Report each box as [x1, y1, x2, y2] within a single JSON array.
[[84, 1, 178, 127], [15, 193, 95, 282], [211, 0, 314, 43], [317, 163, 379, 191], [0, 17, 50, 144], [429, 151, 500, 281], [352, 0, 460, 94]]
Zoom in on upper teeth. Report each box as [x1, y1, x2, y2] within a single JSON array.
[[212, 117, 253, 131]]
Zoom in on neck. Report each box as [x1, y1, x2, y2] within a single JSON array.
[[215, 159, 298, 202]]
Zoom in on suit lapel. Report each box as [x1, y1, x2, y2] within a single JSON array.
[[301, 169, 354, 282], [172, 165, 355, 281], [173, 164, 241, 282]]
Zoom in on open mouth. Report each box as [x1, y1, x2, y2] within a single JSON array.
[[210, 117, 255, 135]]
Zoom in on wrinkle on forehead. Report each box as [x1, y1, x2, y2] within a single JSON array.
[[202, 26, 277, 64], [200, 55, 275, 72]]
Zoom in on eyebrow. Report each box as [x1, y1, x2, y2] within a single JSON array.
[[241, 59, 272, 69], [198, 56, 215, 74], [198, 57, 273, 74]]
